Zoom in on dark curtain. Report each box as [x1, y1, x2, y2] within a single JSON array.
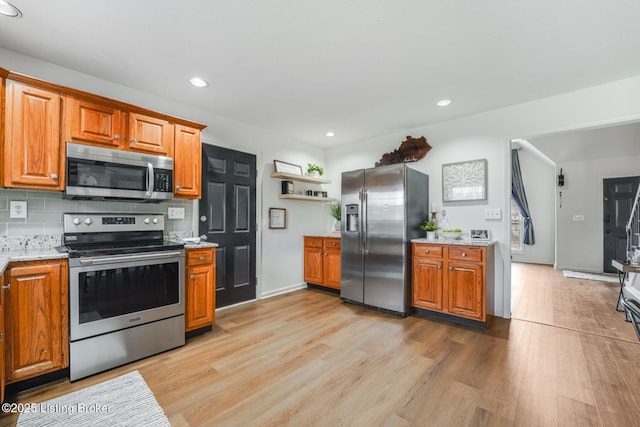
[[511, 149, 535, 245]]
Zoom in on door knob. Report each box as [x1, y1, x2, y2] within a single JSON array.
[[200, 215, 207, 222], [200, 235, 208, 241]]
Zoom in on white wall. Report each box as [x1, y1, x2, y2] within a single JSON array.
[[328, 74, 640, 318], [510, 149, 556, 265], [555, 154, 640, 273]]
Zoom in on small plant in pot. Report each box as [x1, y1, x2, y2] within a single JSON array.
[[328, 201, 341, 231], [307, 163, 324, 177], [420, 220, 438, 241]]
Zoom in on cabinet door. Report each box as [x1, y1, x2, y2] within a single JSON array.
[[412, 257, 444, 311], [127, 112, 174, 156], [4, 81, 62, 189], [174, 125, 202, 199], [5, 260, 68, 383], [447, 261, 485, 321], [65, 97, 123, 148], [304, 246, 324, 285], [324, 248, 341, 289], [185, 264, 215, 331]]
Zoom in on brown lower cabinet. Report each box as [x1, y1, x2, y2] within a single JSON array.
[[412, 242, 493, 323], [304, 236, 341, 290], [3, 259, 69, 384], [185, 247, 216, 332]]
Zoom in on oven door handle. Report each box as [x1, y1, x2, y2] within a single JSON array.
[[78, 251, 183, 265]]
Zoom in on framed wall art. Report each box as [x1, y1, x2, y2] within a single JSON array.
[[273, 160, 303, 176], [269, 208, 287, 229], [442, 159, 487, 202]]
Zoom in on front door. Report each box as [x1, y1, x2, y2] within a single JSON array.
[[603, 176, 640, 273], [200, 144, 257, 307]]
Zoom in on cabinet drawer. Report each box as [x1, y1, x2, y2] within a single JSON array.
[[325, 238, 341, 250], [187, 248, 214, 266], [448, 246, 483, 262], [304, 237, 323, 248], [413, 244, 443, 259]]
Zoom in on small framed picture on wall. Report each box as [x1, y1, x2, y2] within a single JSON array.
[[269, 208, 287, 229]]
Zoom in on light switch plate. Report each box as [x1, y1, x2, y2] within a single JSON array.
[[167, 207, 185, 219], [10, 201, 27, 219], [484, 208, 502, 220]]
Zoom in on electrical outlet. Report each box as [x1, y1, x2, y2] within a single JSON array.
[[10, 201, 27, 219], [484, 208, 502, 220], [167, 207, 185, 219]]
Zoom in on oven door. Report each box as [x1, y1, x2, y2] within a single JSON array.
[[69, 250, 184, 341]]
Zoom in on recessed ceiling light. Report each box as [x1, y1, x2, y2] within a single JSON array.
[[0, 0, 22, 18], [436, 99, 452, 107], [189, 77, 209, 88], [325, 132, 335, 137]]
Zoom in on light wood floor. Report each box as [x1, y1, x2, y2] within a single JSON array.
[[2, 266, 640, 426]]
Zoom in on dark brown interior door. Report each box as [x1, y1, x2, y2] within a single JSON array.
[[200, 144, 256, 307], [603, 176, 640, 273]]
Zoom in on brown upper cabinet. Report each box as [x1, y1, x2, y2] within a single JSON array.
[[3, 80, 64, 190], [1, 68, 206, 197], [174, 125, 202, 199], [65, 96, 124, 149]]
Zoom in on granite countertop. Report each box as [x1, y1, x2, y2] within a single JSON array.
[[305, 234, 341, 238], [411, 238, 496, 247], [183, 241, 218, 249], [0, 248, 69, 275]]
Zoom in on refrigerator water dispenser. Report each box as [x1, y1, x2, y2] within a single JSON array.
[[346, 204, 359, 232]]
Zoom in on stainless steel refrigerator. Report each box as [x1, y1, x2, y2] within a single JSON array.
[[340, 163, 429, 316]]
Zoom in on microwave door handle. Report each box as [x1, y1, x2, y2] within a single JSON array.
[[146, 163, 154, 197]]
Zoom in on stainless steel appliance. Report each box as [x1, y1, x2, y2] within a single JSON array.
[[341, 164, 428, 316], [58, 213, 185, 380], [65, 142, 173, 202]]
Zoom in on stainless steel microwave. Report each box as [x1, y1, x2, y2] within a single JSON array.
[[65, 142, 173, 202]]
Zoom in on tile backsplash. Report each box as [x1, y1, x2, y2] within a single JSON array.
[[0, 189, 195, 249]]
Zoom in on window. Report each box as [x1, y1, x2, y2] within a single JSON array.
[[511, 199, 524, 253]]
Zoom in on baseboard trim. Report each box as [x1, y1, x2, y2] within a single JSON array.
[[260, 282, 306, 299]]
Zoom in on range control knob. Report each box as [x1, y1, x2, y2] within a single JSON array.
[[144, 217, 151, 224], [84, 218, 93, 225], [152, 217, 159, 224], [72, 217, 82, 225]]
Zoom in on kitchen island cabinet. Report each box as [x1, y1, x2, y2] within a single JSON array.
[[304, 236, 341, 290], [185, 247, 216, 332], [412, 241, 494, 326], [3, 259, 69, 383]]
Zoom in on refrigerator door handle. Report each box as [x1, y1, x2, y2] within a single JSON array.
[[362, 189, 369, 255]]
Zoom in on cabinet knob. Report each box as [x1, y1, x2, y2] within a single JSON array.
[[332, 242, 336, 246], [325, 252, 328, 256], [190, 274, 195, 280], [448, 267, 453, 271], [462, 252, 467, 257], [50, 173, 58, 179], [424, 250, 430, 254], [199, 256, 205, 261], [130, 137, 136, 142], [437, 266, 441, 270], [176, 185, 181, 190], [114, 134, 120, 140]]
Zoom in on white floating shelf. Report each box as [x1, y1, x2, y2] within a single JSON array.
[[279, 194, 336, 202], [271, 172, 331, 184]]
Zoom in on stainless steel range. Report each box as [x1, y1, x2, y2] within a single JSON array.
[[58, 213, 185, 381]]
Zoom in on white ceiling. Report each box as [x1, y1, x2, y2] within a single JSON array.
[[1, 1, 640, 148]]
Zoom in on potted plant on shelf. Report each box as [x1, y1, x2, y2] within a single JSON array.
[[420, 220, 438, 241], [307, 163, 324, 177], [328, 201, 341, 231]]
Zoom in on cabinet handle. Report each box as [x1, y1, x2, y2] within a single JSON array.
[[50, 173, 58, 179], [462, 252, 467, 257], [130, 137, 137, 142], [2, 285, 9, 290], [190, 274, 195, 280], [424, 250, 430, 254], [199, 256, 205, 261], [114, 134, 120, 140]]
